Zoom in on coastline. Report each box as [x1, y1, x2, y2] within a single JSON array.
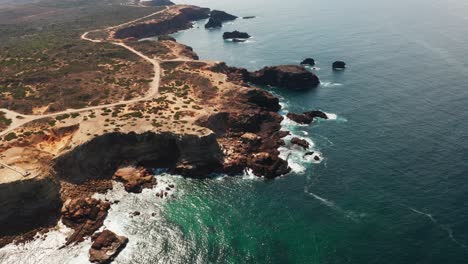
[[0, 3, 317, 261]]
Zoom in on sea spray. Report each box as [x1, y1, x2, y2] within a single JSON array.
[[0, 223, 90, 264]]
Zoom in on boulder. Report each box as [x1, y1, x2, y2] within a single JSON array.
[[223, 31, 251, 40], [205, 18, 222, 28], [248, 152, 290, 178], [113, 167, 156, 193], [89, 230, 128, 264], [210, 10, 238, 22], [301, 58, 315, 66], [61, 198, 110, 245], [333, 61, 346, 70], [248, 65, 320, 90], [287, 110, 328, 124], [291, 137, 310, 149], [241, 133, 262, 145]]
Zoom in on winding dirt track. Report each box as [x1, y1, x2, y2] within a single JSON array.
[[0, 8, 168, 137]]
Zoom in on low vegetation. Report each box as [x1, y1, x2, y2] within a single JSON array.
[[0, 0, 162, 114]]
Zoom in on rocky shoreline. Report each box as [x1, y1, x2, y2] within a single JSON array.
[[0, 4, 330, 263]]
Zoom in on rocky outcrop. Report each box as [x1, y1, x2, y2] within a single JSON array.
[[205, 18, 222, 28], [248, 152, 290, 178], [333, 61, 346, 69], [61, 197, 110, 245], [249, 65, 320, 90], [210, 63, 321, 90], [287, 110, 328, 124], [158, 35, 176, 41], [113, 167, 156, 193], [54, 132, 223, 183], [114, 6, 210, 39], [291, 137, 310, 149], [209, 62, 250, 85], [223, 31, 251, 40], [196, 85, 290, 178], [205, 9, 238, 28], [89, 230, 128, 264], [301, 58, 315, 66], [210, 10, 237, 22], [304, 151, 321, 161], [244, 88, 281, 112], [139, 0, 175, 6], [0, 175, 61, 237]]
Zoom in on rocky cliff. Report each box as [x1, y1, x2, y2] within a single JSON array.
[[114, 6, 210, 39], [54, 131, 223, 183], [0, 175, 61, 236]]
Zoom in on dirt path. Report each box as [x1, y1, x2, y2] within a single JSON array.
[[0, 8, 169, 137]]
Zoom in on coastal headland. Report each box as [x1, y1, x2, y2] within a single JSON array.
[[0, 1, 324, 261]]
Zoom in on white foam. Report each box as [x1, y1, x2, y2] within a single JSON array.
[[324, 112, 337, 120], [242, 168, 263, 180], [320, 82, 342, 88], [281, 115, 308, 127], [305, 188, 364, 222], [0, 174, 182, 264], [0, 222, 90, 264]]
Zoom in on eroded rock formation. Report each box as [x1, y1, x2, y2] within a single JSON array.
[[61, 197, 110, 245], [205, 18, 222, 28], [291, 137, 310, 149], [223, 31, 251, 40], [113, 167, 156, 193], [287, 110, 328, 124], [249, 65, 320, 90], [89, 230, 128, 264], [54, 132, 224, 183], [205, 10, 237, 28], [333, 61, 346, 69], [301, 58, 315, 66], [210, 10, 237, 22], [114, 6, 210, 39]]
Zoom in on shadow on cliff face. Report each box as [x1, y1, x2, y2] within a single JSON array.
[[53, 132, 223, 184], [0, 177, 61, 244]]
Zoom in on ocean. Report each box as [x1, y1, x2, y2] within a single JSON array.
[[1, 0, 468, 263]]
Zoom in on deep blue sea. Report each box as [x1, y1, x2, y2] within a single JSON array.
[[168, 0, 468, 263], [1, 0, 468, 263]]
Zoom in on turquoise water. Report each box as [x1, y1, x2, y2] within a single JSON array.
[[1, 1, 467, 263], [166, 0, 468, 263]]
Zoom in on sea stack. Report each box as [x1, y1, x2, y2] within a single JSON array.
[[287, 110, 328, 124], [332, 61, 346, 70], [205, 18, 222, 28], [210, 10, 238, 21], [301, 58, 315, 66], [223, 31, 251, 40], [248, 65, 320, 90], [205, 10, 237, 28]]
